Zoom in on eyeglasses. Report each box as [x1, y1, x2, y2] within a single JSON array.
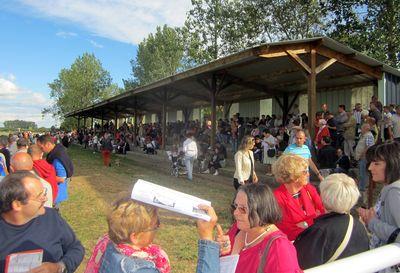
[[231, 203, 248, 214], [28, 188, 47, 203], [142, 218, 161, 233]]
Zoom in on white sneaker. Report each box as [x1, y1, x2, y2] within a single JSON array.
[[213, 170, 219, 176], [202, 169, 210, 174]]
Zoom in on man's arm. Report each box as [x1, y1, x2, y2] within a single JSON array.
[[308, 158, 323, 181]]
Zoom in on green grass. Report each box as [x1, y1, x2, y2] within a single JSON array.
[[60, 146, 235, 272]]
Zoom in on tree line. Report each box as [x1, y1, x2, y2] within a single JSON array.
[[3, 120, 38, 130], [46, 0, 400, 129]]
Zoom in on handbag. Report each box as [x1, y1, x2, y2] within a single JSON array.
[[327, 214, 354, 263], [267, 148, 276, 158], [257, 234, 284, 273]]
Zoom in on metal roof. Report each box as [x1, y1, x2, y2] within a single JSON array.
[[66, 36, 400, 119]]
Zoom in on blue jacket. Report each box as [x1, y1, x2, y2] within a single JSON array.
[[99, 240, 220, 273]]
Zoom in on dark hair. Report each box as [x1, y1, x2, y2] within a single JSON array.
[[0, 171, 37, 213], [366, 141, 400, 184], [339, 104, 346, 110], [17, 138, 28, 148], [37, 135, 54, 145], [238, 183, 281, 227]]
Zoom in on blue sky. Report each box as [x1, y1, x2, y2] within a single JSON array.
[[0, 0, 191, 127]]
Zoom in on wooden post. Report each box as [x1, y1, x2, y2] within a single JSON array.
[[223, 101, 233, 120], [83, 117, 87, 130], [91, 116, 94, 131], [161, 90, 167, 150], [101, 113, 104, 133], [114, 112, 118, 134], [283, 94, 289, 122], [210, 74, 217, 148], [77, 116, 81, 131], [308, 47, 317, 139]]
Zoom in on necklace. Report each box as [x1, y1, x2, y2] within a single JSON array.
[[244, 225, 273, 248]]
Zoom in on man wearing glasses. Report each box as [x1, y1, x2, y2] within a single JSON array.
[[0, 171, 84, 273]]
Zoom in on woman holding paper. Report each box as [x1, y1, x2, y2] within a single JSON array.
[[233, 136, 258, 190], [217, 183, 301, 273]]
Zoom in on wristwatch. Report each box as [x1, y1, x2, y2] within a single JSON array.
[[57, 261, 67, 273]]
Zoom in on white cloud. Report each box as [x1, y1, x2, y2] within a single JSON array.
[[89, 39, 103, 48], [56, 31, 78, 38], [0, 75, 56, 128], [17, 0, 192, 44]]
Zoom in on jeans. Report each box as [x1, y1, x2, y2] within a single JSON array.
[[231, 138, 238, 154], [99, 239, 220, 273], [359, 158, 369, 191], [196, 240, 220, 273], [185, 156, 195, 180]]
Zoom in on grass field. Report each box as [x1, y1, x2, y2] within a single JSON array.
[[60, 145, 236, 272]]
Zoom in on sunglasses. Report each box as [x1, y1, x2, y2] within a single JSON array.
[[231, 203, 248, 214]]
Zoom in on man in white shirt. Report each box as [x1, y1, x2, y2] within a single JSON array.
[[183, 131, 198, 181]]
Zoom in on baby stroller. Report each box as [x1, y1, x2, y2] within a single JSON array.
[[167, 151, 187, 177]]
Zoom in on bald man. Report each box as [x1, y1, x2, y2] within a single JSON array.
[[10, 152, 53, 207]]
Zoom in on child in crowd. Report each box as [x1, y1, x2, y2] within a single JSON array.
[[85, 198, 170, 273]]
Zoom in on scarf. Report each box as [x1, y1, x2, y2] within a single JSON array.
[[46, 144, 74, 178], [33, 159, 58, 202]]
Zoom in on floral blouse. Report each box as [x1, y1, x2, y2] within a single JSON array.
[[84, 234, 170, 273]]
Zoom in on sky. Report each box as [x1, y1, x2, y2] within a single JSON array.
[[0, 0, 192, 128]]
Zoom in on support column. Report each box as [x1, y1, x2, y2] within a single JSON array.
[[308, 48, 317, 139], [91, 117, 94, 131], [114, 112, 118, 134], [210, 74, 217, 148], [223, 101, 233, 120], [101, 113, 104, 133], [161, 92, 167, 150], [77, 116, 81, 131], [283, 94, 289, 123]]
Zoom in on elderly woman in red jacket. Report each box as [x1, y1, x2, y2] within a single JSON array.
[[272, 154, 325, 241]]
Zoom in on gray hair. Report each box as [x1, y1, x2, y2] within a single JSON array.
[[0, 136, 8, 147], [319, 174, 360, 214]]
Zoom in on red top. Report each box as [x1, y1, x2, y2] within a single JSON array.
[[226, 223, 302, 273], [274, 183, 325, 241], [33, 159, 58, 202], [314, 126, 330, 149]]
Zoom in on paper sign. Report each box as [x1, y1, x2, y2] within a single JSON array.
[[5, 249, 43, 273], [220, 254, 239, 273], [131, 179, 211, 221]]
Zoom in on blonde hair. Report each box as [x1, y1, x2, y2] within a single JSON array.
[[319, 174, 360, 214], [107, 197, 158, 244], [239, 135, 254, 151], [272, 154, 308, 183]]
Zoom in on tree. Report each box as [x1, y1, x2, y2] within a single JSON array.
[[126, 25, 184, 86], [326, 0, 400, 68], [4, 120, 37, 130], [44, 53, 116, 128]]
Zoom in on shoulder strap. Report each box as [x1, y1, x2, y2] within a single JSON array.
[[257, 234, 284, 273], [327, 214, 354, 263]]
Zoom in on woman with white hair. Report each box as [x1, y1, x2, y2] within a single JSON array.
[[314, 119, 330, 150], [294, 174, 369, 270]]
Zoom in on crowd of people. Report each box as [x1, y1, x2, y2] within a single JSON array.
[[1, 94, 400, 273]]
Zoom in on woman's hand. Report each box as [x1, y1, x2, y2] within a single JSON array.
[[358, 207, 376, 225], [253, 173, 258, 183], [196, 204, 218, 241], [216, 224, 231, 255]]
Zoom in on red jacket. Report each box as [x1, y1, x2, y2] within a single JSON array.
[[274, 183, 325, 241], [33, 159, 58, 202]]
